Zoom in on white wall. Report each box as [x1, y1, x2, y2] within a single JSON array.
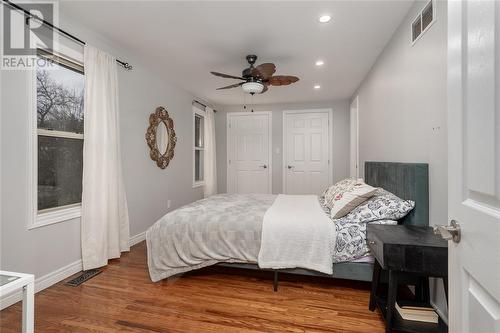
[[353, 0, 448, 321], [0, 11, 203, 286], [215, 100, 350, 194]]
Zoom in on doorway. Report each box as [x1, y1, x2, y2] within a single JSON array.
[[226, 112, 272, 194], [282, 109, 332, 195]]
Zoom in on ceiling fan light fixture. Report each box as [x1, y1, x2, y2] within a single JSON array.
[[315, 60, 324, 66], [242, 81, 264, 94], [211, 55, 299, 94]]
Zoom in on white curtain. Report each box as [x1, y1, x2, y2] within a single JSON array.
[[204, 106, 217, 197], [81, 45, 130, 270]]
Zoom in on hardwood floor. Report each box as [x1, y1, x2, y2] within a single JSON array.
[[0, 242, 385, 332]]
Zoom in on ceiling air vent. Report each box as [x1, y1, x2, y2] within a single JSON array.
[[411, 0, 434, 44]]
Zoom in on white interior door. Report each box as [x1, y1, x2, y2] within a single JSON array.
[[283, 110, 331, 195], [350, 96, 359, 179], [227, 112, 271, 194], [447, 1, 500, 332]]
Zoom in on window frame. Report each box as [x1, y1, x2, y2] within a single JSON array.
[[192, 105, 205, 188], [28, 49, 85, 230]]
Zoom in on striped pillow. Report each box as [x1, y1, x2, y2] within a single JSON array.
[[324, 179, 378, 219], [323, 178, 359, 206]]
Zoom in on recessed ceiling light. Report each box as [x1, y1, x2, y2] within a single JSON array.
[[318, 15, 331, 23], [314, 85, 321, 89], [315, 60, 324, 66]]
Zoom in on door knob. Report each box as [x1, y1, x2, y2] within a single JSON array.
[[260, 164, 267, 169], [433, 220, 461, 243], [287, 165, 294, 169]]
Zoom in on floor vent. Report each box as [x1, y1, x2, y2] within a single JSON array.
[[65, 269, 102, 287]]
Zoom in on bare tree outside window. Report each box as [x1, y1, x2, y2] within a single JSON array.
[[37, 67, 84, 132], [36, 55, 84, 211]]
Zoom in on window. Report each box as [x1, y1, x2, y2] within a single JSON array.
[[193, 105, 205, 186], [411, 0, 435, 44], [33, 50, 84, 227]]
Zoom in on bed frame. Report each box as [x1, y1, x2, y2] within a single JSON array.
[[218, 162, 429, 287]]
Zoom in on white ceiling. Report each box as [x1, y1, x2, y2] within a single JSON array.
[[60, 1, 413, 106]]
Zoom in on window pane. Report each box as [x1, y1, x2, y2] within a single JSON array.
[[37, 58, 84, 133], [195, 150, 204, 182], [195, 114, 204, 148], [38, 136, 83, 210]]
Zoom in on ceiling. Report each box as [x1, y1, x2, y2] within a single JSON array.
[[60, 1, 413, 106]]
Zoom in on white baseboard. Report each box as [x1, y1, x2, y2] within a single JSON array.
[[0, 259, 82, 310], [1, 231, 146, 311], [129, 231, 146, 247]]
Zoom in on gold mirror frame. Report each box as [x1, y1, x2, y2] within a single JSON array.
[[146, 107, 177, 169]]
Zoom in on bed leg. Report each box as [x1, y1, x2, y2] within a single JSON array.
[[273, 271, 279, 292]]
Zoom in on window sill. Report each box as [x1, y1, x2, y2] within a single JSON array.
[[28, 205, 81, 230], [193, 181, 205, 188]]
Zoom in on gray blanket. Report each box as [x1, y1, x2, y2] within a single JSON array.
[[146, 194, 276, 282]]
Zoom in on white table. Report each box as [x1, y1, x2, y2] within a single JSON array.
[[0, 271, 35, 333]]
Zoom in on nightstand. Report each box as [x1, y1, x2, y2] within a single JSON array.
[[367, 225, 448, 333]]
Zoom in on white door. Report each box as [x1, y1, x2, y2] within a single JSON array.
[[350, 96, 359, 178], [283, 110, 331, 195], [446, 1, 500, 332], [227, 112, 271, 194]]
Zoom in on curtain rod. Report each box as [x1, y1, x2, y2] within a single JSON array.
[[2, 0, 133, 70], [193, 100, 217, 113]]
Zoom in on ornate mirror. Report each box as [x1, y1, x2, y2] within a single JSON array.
[[146, 107, 177, 169], [157, 121, 169, 155]]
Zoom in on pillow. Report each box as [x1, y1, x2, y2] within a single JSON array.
[[318, 195, 331, 215], [333, 219, 398, 263], [340, 188, 415, 223], [323, 178, 356, 204], [324, 179, 378, 219], [322, 178, 363, 197]]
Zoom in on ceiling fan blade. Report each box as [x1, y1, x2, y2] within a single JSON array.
[[267, 75, 299, 86], [211, 71, 245, 80], [216, 82, 244, 90], [261, 84, 269, 93], [251, 63, 276, 79]]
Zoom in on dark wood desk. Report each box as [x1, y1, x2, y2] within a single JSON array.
[[367, 225, 448, 333]]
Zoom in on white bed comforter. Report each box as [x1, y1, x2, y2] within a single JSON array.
[[258, 194, 336, 275]]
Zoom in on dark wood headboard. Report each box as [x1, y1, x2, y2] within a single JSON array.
[[364, 162, 429, 227]]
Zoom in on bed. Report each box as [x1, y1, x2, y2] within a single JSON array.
[[146, 162, 429, 283]]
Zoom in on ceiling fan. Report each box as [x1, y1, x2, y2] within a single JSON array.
[[210, 55, 299, 95]]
